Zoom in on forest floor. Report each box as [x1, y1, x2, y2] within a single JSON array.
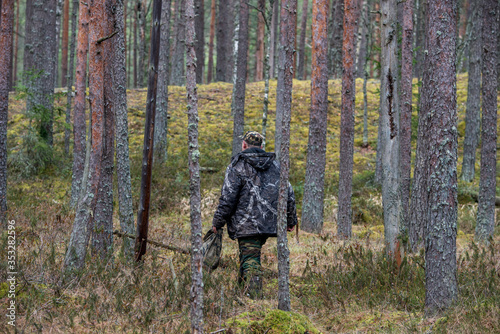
[[1, 74, 499, 333]]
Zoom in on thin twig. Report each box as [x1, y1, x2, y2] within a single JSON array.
[[112, 230, 190, 254], [96, 31, 118, 44]]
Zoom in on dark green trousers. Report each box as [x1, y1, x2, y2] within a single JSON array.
[[237, 236, 268, 283]]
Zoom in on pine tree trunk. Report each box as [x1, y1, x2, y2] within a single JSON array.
[[216, 0, 233, 82], [475, 0, 498, 243], [70, 1, 89, 208], [275, 0, 296, 311], [115, 0, 136, 258], [414, 0, 425, 79], [138, 0, 146, 87], [170, 0, 186, 85], [154, 0, 171, 164], [328, 0, 343, 78], [301, 0, 328, 234], [24, 0, 57, 146], [55, 0, 63, 87], [254, 0, 265, 81], [133, 4, 138, 87], [207, 0, 216, 83], [61, 0, 70, 87], [362, 0, 372, 146], [186, 0, 204, 329], [423, 0, 458, 314], [135, 0, 163, 261], [296, 0, 308, 80], [230, 0, 249, 156], [194, 0, 204, 83], [399, 0, 413, 237], [91, 0, 116, 260], [0, 0, 14, 228], [12, 0, 19, 87], [337, 0, 359, 240], [65, 0, 109, 271], [461, 0, 482, 182], [269, 0, 279, 78], [64, 0, 79, 156]]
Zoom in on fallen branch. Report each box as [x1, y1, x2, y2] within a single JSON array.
[[468, 193, 500, 207], [113, 230, 190, 254]]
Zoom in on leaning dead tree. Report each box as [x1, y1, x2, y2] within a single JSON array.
[[135, 0, 163, 262]]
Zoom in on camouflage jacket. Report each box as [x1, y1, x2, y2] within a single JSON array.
[[212, 148, 298, 240]]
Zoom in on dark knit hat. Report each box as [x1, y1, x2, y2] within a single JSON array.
[[241, 131, 264, 147]]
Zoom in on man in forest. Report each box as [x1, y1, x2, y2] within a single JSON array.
[[212, 131, 298, 298]]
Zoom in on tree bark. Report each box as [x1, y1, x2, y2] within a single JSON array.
[[137, 0, 146, 87], [423, 0, 458, 315], [0, 0, 14, 227], [170, 0, 186, 85], [24, 0, 58, 146], [262, 0, 275, 149], [61, 0, 70, 87], [461, 0, 482, 182], [356, 0, 370, 78], [70, 1, 90, 208], [296, 0, 308, 80], [114, 0, 136, 258], [12, 0, 20, 87], [275, 0, 296, 311], [154, 0, 172, 164], [337, 0, 359, 240], [64, 0, 79, 156], [55, 0, 63, 87], [301, 0, 328, 234], [194, 0, 204, 84], [414, 0, 426, 79], [269, 0, 279, 78], [475, 0, 498, 243], [361, 0, 372, 146], [207, 0, 216, 83], [91, 0, 116, 260], [135, 0, 163, 262], [230, 0, 249, 156], [399, 0, 413, 238], [65, 0, 109, 271], [133, 3, 138, 87], [216, 0, 233, 82], [186, 0, 204, 329]]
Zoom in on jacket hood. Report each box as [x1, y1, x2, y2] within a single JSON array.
[[239, 148, 276, 171]]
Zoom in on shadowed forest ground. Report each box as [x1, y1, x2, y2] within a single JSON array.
[[1, 74, 499, 333]]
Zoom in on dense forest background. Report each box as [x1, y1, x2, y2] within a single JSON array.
[[0, 0, 499, 332]]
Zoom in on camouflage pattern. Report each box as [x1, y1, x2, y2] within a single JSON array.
[[202, 228, 223, 270], [212, 147, 298, 240], [238, 236, 267, 282], [241, 131, 264, 147]]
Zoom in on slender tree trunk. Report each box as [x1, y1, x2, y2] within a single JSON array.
[[269, 0, 279, 78], [301, 0, 328, 234], [275, 0, 296, 311], [399, 0, 413, 238], [91, 0, 116, 260], [207, 0, 216, 83], [115, 0, 136, 258], [133, 4, 138, 87], [296, 0, 308, 80], [170, 0, 186, 85], [475, 0, 498, 243], [414, 0, 425, 79], [362, 0, 372, 146], [24, 0, 57, 146], [215, 0, 233, 82], [0, 0, 14, 228], [230, 0, 249, 156], [55, 0, 63, 87], [461, 0, 482, 182], [154, 0, 171, 164], [356, 0, 369, 78], [262, 0, 274, 149], [186, 0, 203, 330], [12, 0, 19, 87], [194, 0, 204, 83], [328, 0, 343, 78], [70, 1, 89, 208], [423, 0, 458, 315], [65, 0, 108, 271], [138, 0, 146, 87], [254, 0, 265, 81], [64, 0, 79, 156], [337, 0, 359, 240], [61, 0, 70, 87], [135, 0, 163, 262]]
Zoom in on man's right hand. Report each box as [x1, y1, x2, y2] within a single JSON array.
[[212, 226, 217, 234]]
